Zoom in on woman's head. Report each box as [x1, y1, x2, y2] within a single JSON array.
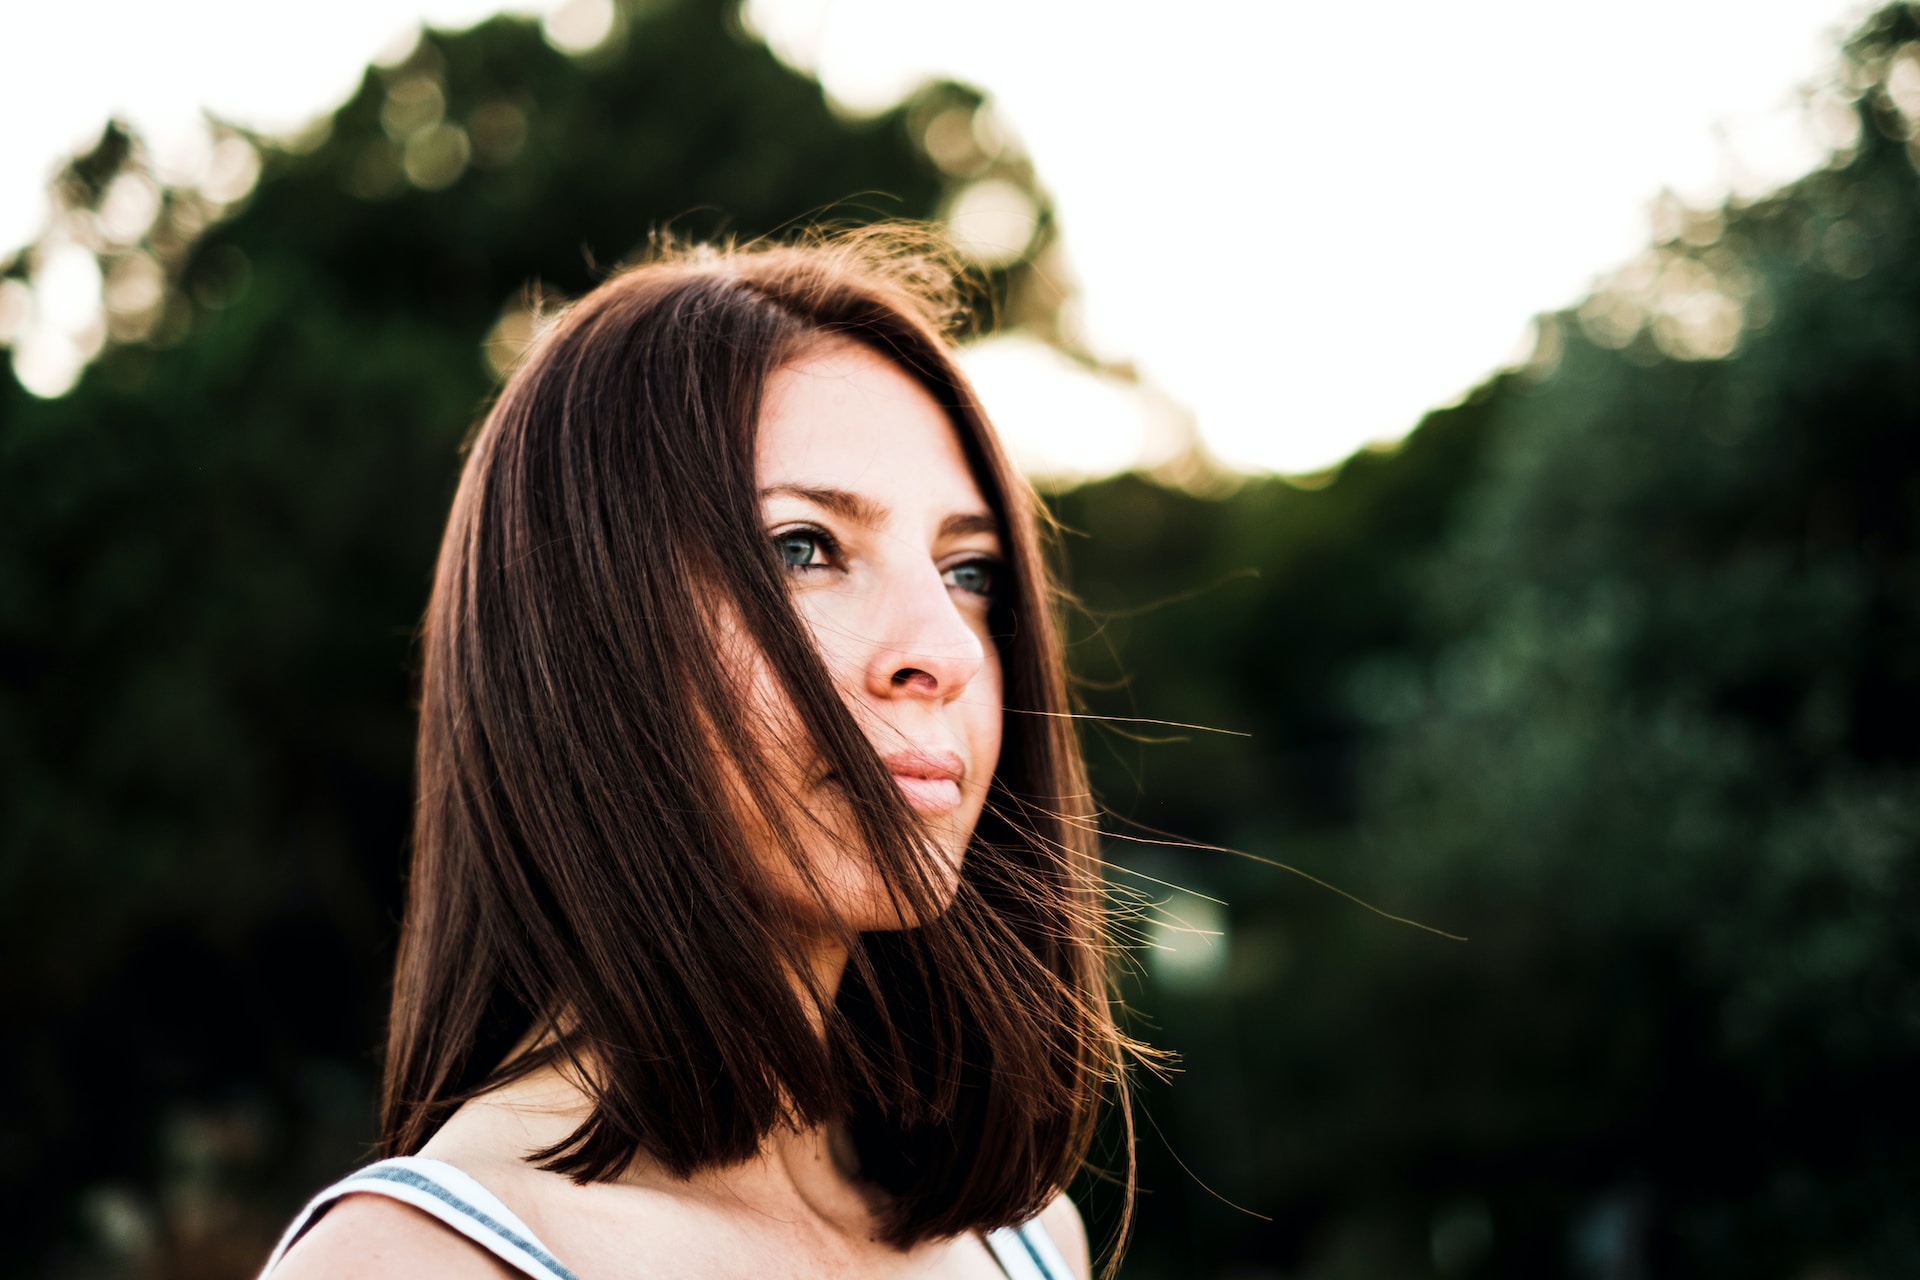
[[384, 230, 1128, 1246]]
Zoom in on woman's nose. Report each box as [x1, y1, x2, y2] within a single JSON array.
[[862, 564, 986, 701]]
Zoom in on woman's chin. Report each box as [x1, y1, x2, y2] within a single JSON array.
[[846, 845, 967, 932]]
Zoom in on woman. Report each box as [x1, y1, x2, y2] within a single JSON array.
[[262, 230, 1131, 1279]]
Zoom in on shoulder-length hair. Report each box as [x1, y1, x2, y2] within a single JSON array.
[[382, 228, 1130, 1247]]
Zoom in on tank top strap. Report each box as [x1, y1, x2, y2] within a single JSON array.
[[264, 1155, 1066, 1280], [984, 1217, 1077, 1280], [257, 1156, 580, 1280]]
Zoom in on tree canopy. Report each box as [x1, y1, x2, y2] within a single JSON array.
[[0, 3, 1043, 1272], [1054, 7, 1920, 1275], [5, 1, 1920, 1277]]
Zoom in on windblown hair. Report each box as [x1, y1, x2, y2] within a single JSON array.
[[381, 229, 1131, 1247]]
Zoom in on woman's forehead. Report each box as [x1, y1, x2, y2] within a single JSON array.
[[756, 341, 991, 525]]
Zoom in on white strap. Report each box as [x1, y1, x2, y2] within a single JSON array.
[[268, 1156, 1068, 1280], [985, 1218, 1076, 1280], [258, 1156, 578, 1280]]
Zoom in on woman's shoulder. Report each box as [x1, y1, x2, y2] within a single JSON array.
[[264, 1121, 1093, 1280], [1035, 1190, 1092, 1280], [267, 1167, 1093, 1280], [269, 1190, 526, 1280], [262, 1154, 584, 1280]]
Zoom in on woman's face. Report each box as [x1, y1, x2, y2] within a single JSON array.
[[749, 337, 1005, 932]]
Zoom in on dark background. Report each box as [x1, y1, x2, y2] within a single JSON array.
[[4, 1, 1918, 1276]]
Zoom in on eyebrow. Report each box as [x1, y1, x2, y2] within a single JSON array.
[[760, 484, 1002, 543], [939, 511, 1001, 541], [761, 484, 884, 527]]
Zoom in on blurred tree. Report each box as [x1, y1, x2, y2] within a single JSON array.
[[13, 0, 1920, 1276], [1056, 6, 1920, 1277], [0, 2, 1056, 1274]]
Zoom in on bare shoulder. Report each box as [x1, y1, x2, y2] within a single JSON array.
[[270, 1192, 522, 1280], [1036, 1190, 1092, 1280]]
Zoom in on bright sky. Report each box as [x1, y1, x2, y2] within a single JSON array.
[[1, 0, 1873, 476]]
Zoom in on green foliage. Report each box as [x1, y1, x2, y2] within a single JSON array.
[[10, 0, 1920, 1276], [0, 2, 1024, 1272], [1056, 8, 1920, 1276]]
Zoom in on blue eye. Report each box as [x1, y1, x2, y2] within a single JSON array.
[[774, 529, 830, 569], [942, 559, 997, 598]]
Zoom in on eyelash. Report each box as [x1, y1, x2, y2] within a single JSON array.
[[771, 524, 840, 573], [769, 524, 1001, 599]]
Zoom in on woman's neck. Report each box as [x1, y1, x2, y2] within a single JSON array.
[[798, 931, 851, 1030]]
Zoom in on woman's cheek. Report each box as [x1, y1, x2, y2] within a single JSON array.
[[798, 593, 868, 692], [966, 653, 1004, 800]]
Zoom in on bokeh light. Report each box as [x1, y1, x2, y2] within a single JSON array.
[[959, 333, 1171, 483], [943, 177, 1039, 266]]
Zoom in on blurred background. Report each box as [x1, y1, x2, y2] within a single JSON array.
[[2, 0, 1917, 1275]]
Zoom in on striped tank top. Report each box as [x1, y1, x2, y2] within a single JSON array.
[[259, 1156, 1077, 1280]]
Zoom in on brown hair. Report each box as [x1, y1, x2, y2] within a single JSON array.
[[382, 229, 1130, 1248]]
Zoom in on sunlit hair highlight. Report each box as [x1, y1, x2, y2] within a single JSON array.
[[382, 227, 1135, 1250]]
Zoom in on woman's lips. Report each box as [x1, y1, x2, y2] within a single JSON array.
[[890, 775, 962, 813], [882, 749, 965, 814]]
